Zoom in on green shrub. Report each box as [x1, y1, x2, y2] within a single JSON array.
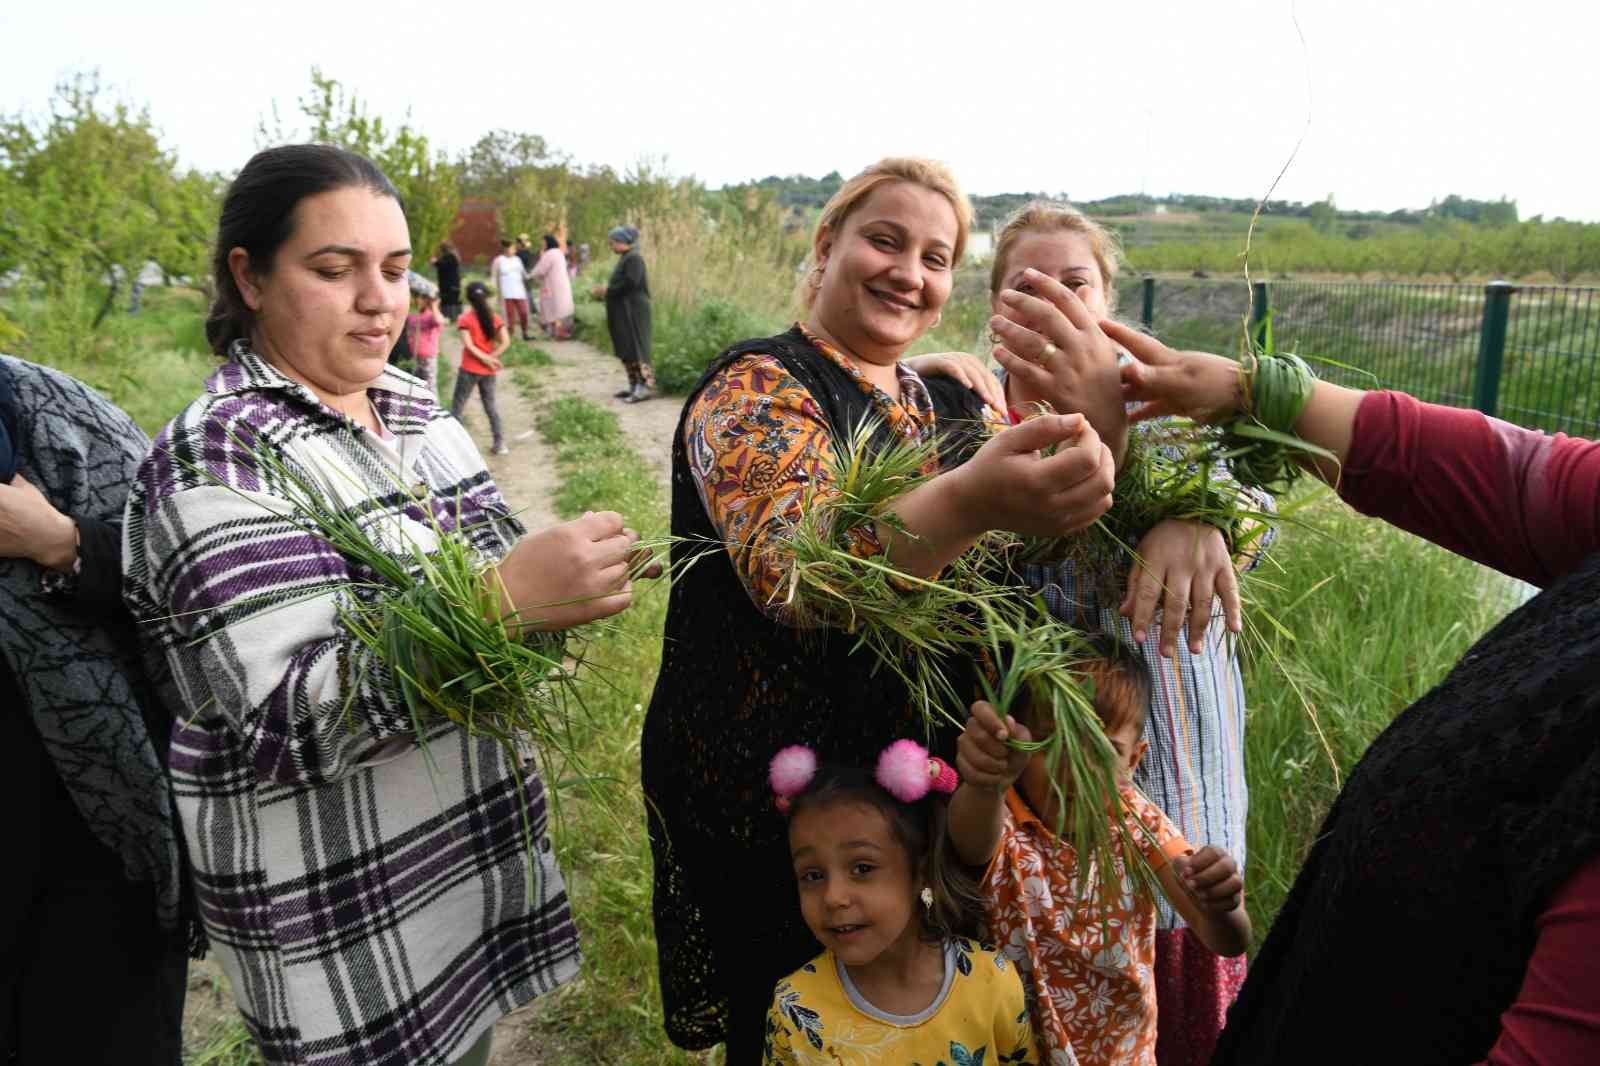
[[651, 296, 780, 394]]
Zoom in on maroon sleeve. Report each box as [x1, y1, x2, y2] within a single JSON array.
[[1338, 391, 1600, 587], [1481, 852, 1600, 1066]]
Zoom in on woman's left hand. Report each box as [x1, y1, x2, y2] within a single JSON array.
[[901, 351, 1006, 416], [990, 270, 1129, 466], [0, 473, 76, 570], [1120, 518, 1241, 657]]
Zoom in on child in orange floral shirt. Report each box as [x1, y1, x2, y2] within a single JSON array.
[[946, 637, 1251, 1066]]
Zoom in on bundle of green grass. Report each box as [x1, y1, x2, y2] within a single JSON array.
[[774, 384, 1322, 908]]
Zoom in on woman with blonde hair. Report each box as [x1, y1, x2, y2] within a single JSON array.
[[985, 200, 1272, 1066], [642, 160, 1117, 1064]]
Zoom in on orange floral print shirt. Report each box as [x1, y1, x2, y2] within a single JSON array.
[[681, 325, 941, 619], [984, 788, 1193, 1066]]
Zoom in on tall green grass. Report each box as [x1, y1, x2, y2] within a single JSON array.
[[1237, 487, 1516, 938], [4, 284, 216, 434], [520, 394, 698, 1065]]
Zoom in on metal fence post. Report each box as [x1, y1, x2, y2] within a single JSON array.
[[1141, 276, 1155, 330], [1250, 280, 1271, 353], [1473, 281, 1516, 418]]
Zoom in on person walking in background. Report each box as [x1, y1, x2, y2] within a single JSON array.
[[531, 234, 576, 339], [432, 239, 462, 322], [565, 239, 578, 280], [453, 280, 511, 456], [407, 291, 445, 395], [491, 237, 533, 341], [515, 233, 536, 276], [592, 225, 654, 402], [0, 355, 192, 1065]]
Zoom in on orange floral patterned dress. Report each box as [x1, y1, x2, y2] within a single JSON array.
[[681, 324, 942, 616], [984, 788, 1193, 1066]]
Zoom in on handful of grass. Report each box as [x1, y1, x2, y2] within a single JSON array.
[[1017, 419, 1274, 600], [776, 415, 1166, 902], [977, 600, 1162, 912], [182, 428, 622, 812]]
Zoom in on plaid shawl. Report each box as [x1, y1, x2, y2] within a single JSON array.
[[124, 347, 578, 1065]]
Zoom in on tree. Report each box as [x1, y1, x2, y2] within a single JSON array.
[[0, 73, 186, 324], [272, 69, 463, 263]]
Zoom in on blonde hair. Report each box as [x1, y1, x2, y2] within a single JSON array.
[[799, 157, 974, 309], [990, 200, 1123, 311]]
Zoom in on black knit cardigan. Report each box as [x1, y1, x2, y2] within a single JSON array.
[[640, 328, 987, 1059], [1213, 548, 1600, 1064]]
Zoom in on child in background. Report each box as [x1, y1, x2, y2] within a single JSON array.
[[947, 638, 1250, 1066], [452, 281, 510, 456], [763, 742, 1039, 1066], [406, 292, 445, 395]]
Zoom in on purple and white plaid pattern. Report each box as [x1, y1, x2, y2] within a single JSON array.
[[124, 349, 578, 1065]]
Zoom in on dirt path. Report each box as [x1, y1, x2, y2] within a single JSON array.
[[455, 337, 678, 527]]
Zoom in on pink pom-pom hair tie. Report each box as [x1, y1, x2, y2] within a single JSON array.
[[770, 745, 818, 814], [876, 739, 959, 803]]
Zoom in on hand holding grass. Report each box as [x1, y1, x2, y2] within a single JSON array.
[[956, 700, 1032, 792], [944, 412, 1115, 539], [1121, 519, 1242, 656], [876, 412, 1114, 580], [491, 510, 644, 630], [948, 699, 1033, 867]]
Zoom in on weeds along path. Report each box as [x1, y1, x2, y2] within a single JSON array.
[[454, 336, 703, 1066], [454, 337, 678, 526]]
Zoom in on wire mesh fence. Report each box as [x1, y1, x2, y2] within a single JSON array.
[[1119, 277, 1600, 438]]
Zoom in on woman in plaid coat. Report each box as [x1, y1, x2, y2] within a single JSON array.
[[124, 145, 650, 1066]]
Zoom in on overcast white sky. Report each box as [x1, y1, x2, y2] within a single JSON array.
[[5, 0, 1598, 220]]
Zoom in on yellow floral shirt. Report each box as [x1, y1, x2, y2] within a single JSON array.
[[763, 939, 1040, 1065]]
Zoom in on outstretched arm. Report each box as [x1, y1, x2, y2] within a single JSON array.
[[1106, 316, 1600, 587]]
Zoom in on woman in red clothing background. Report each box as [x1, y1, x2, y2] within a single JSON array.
[[988, 271, 1600, 1066]]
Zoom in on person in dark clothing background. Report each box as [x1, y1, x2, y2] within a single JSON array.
[[592, 225, 654, 403], [0, 355, 190, 1065], [432, 240, 462, 322]]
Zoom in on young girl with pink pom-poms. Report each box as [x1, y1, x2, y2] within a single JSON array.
[[760, 741, 1040, 1065]]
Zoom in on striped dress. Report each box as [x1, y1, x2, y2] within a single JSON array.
[[123, 348, 579, 1066]]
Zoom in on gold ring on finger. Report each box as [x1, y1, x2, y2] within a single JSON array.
[[1041, 342, 1059, 362]]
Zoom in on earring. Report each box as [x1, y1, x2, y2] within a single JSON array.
[[920, 886, 934, 912], [809, 265, 825, 290], [932, 313, 942, 328]]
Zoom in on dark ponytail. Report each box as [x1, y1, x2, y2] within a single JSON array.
[[465, 281, 496, 344], [206, 144, 403, 357]]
